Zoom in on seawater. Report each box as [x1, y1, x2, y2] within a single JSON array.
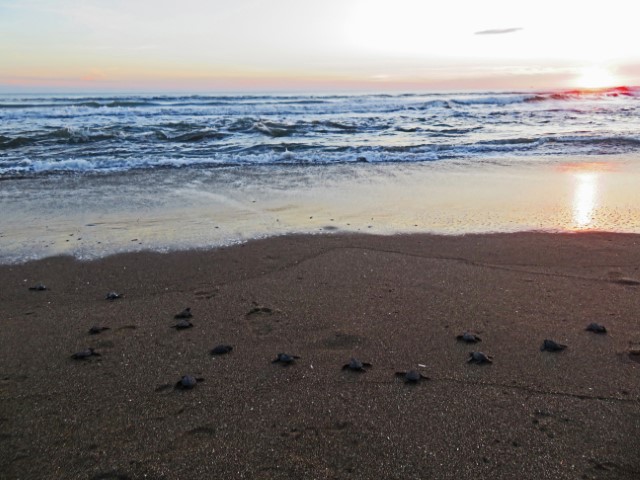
[[1, 87, 640, 176]]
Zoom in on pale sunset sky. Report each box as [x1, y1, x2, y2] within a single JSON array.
[[1, 0, 639, 92]]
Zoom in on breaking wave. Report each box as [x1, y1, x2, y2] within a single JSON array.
[[1, 88, 639, 177]]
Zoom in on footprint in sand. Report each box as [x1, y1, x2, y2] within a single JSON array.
[[246, 304, 282, 336]]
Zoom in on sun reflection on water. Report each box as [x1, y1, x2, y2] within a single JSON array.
[[572, 172, 598, 229]]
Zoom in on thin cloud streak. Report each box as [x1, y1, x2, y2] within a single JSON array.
[[475, 27, 523, 35]]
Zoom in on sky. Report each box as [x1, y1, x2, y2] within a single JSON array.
[[1, 0, 640, 92]]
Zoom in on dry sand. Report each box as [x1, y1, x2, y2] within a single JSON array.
[[1, 232, 639, 479]]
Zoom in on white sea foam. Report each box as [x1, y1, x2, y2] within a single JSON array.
[[1, 89, 640, 177]]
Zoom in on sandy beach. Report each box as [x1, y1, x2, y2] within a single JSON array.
[[1, 231, 639, 479]]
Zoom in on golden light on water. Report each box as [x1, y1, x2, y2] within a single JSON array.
[[558, 162, 612, 231], [572, 172, 598, 229]]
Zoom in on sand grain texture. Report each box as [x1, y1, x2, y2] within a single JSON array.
[[1, 232, 639, 479]]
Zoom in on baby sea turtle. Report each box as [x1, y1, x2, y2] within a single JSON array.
[[105, 291, 122, 300], [540, 339, 567, 352], [211, 344, 233, 355], [88, 326, 110, 335], [586, 323, 607, 334], [28, 283, 47, 291], [395, 369, 430, 383], [174, 375, 204, 390], [171, 319, 193, 330], [174, 307, 192, 319], [272, 353, 300, 365], [456, 332, 482, 343], [342, 357, 372, 372], [71, 348, 101, 360], [467, 351, 493, 364]]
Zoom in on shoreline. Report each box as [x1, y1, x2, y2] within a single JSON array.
[[3, 154, 640, 264], [1, 231, 639, 479]]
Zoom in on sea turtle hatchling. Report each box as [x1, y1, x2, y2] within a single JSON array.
[[586, 323, 607, 334], [171, 319, 193, 330], [174, 375, 204, 390], [71, 348, 101, 360], [467, 351, 493, 364], [210, 344, 233, 355], [342, 358, 372, 372], [395, 369, 430, 383], [174, 307, 192, 319], [28, 283, 47, 291], [456, 332, 482, 343], [105, 291, 122, 300], [540, 339, 567, 352], [272, 353, 300, 365], [88, 326, 110, 335]]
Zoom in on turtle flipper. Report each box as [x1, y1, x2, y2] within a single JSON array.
[[395, 371, 406, 377], [362, 362, 373, 368], [342, 364, 350, 370]]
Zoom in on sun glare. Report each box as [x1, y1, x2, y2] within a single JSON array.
[[574, 66, 620, 89]]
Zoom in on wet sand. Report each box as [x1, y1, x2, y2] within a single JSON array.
[[1, 232, 640, 479], [4, 155, 640, 263]]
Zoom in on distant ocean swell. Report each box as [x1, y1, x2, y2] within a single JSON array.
[[1, 87, 639, 177]]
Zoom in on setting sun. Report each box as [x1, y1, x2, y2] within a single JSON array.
[[574, 66, 620, 89]]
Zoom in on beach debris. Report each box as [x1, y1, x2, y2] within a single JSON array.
[[612, 277, 640, 286], [456, 332, 482, 343], [174, 307, 192, 319], [171, 319, 193, 330], [174, 375, 204, 390], [71, 348, 101, 360], [540, 339, 567, 352], [210, 344, 233, 355], [586, 323, 607, 334], [28, 283, 47, 291], [272, 353, 300, 365], [88, 326, 110, 335], [467, 351, 493, 364], [105, 291, 122, 300], [395, 369, 430, 383], [342, 357, 372, 372]]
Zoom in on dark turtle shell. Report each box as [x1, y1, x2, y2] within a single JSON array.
[[71, 348, 101, 359], [395, 370, 430, 383], [174, 308, 192, 319], [467, 351, 493, 364], [211, 344, 233, 355], [28, 283, 47, 291], [88, 326, 110, 335], [174, 375, 204, 390], [456, 332, 481, 343], [540, 339, 567, 352], [105, 291, 122, 300], [586, 323, 607, 334], [171, 319, 193, 330], [272, 353, 300, 364], [342, 358, 372, 372]]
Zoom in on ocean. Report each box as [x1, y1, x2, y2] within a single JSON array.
[[2, 87, 640, 176], [2, 88, 640, 263]]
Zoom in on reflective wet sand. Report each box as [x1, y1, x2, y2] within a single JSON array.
[[2, 154, 640, 262]]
